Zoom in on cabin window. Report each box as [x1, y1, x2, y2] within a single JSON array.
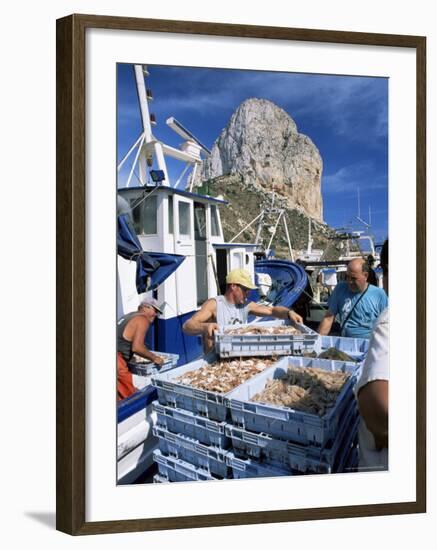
[[143, 195, 157, 234], [232, 251, 243, 269], [168, 195, 174, 234], [210, 205, 220, 236], [178, 201, 191, 237]]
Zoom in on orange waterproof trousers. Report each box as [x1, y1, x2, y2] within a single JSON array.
[[117, 352, 137, 400]]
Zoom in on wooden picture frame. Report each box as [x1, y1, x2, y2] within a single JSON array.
[[56, 13, 426, 535]]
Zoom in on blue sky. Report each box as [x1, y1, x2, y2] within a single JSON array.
[[117, 63, 388, 244]]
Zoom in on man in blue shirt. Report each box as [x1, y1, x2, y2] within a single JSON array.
[[318, 258, 388, 339]]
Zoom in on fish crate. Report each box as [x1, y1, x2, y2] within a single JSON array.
[[225, 356, 360, 447], [215, 319, 319, 358], [153, 425, 230, 478], [315, 336, 369, 363], [128, 352, 179, 377], [151, 359, 231, 421], [153, 449, 218, 482], [151, 357, 272, 421], [152, 402, 230, 448], [225, 397, 359, 474], [226, 452, 290, 479]]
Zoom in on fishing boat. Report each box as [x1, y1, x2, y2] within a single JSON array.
[[116, 64, 308, 483], [295, 220, 383, 328]]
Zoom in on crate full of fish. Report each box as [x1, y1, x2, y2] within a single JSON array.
[[151, 356, 278, 421], [215, 319, 319, 358], [128, 352, 179, 377], [153, 449, 218, 482], [153, 425, 230, 478], [225, 396, 359, 474], [225, 356, 360, 447], [312, 336, 369, 363], [153, 402, 230, 448]]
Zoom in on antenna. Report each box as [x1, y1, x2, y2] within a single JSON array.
[[166, 117, 211, 156]]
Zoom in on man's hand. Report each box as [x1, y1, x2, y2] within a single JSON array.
[[318, 311, 335, 335], [288, 310, 303, 324], [153, 354, 165, 366], [203, 322, 219, 339]]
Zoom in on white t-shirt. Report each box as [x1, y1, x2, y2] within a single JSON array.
[[355, 307, 389, 471]]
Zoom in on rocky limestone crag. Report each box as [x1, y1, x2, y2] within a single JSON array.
[[196, 98, 323, 222]]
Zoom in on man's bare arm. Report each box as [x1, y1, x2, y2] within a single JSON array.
[[129, 317, 164, 365], [182, 299, 218, 337], [358, 380, 388, 450], [318, 311, 335, 335], [183, 299, 218, 353], [248, 303, 303, 324]]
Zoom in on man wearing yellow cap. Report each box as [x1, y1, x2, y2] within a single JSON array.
[[183, 268, 303, 353]]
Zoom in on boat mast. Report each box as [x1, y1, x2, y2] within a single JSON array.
[[134, 65, 170, 186]]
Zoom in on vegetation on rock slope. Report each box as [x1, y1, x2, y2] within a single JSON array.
[[197, 174, 344, 261]]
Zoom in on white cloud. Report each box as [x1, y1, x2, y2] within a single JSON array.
[[119, 68, 388, 150]]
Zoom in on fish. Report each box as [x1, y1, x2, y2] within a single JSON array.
[[250, 366, 350, 416], [317, 347, 357, 362], [174, 357, 275, 393], [224, 326, 302, 336]]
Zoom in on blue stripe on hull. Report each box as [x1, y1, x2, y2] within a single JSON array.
[[117, 385, 157, 423]]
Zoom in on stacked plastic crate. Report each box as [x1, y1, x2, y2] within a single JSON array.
[[151, 357, 236, 482], [224, 355, 361, 477], [220, 325, 366, 477], [151, 321, 366, 482]]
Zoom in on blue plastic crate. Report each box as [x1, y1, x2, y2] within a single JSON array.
[[226, 452, 290, 479], [153, 449, 218, 482], [152, 402, 230, 448], [226, 356, 360, 447], [153, 425, 230, 478], [215, 319, 319, 358], [128, 352, 179, 377], [316, 336, 369, 363], [151, 358, 233, 420], [226, 397, 359, 473]]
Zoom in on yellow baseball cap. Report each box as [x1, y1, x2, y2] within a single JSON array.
[[226, 268, 257, 289]]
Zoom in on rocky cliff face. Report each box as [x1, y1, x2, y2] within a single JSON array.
[[197, 98, 323, 222]]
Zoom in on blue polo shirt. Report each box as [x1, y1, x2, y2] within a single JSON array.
[[328, 282, 388, 339]]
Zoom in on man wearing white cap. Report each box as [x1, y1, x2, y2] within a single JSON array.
[[116, 296, 165, 400], [183, 268, 303, 353]]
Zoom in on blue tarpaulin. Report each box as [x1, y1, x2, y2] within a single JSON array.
[[117, 214, 185, 293]]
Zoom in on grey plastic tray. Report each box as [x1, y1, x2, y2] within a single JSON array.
[[215, 319, 319, 358], [226, 356, 360, 447]]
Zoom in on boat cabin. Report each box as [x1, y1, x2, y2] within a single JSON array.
[[117, 185, 257, 363]]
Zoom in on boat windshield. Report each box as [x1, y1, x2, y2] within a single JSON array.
[[356, 237, 375, 255]]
